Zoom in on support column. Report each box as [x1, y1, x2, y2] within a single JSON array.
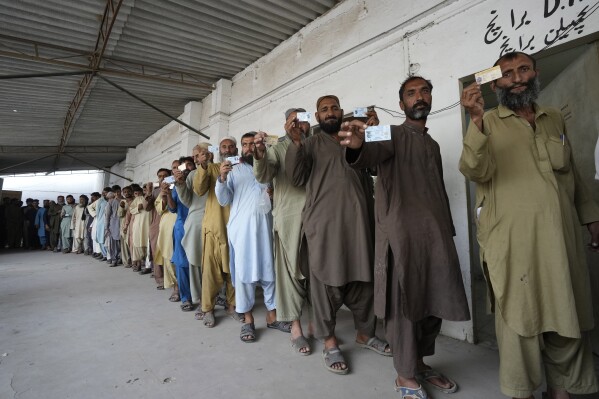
[[179, 101, 203, 156], [208, 79, 232, 145]]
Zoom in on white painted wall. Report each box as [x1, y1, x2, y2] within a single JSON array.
[[110, 0, 599, 342]]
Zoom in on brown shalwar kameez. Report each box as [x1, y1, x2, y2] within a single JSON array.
[[286, 132, 375, 339], [145, 187, 162, 285], [347, 122, 470, 377]]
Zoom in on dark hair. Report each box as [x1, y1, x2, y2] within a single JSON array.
[[111, 185, 121, 191], [103, 186, 112, 193], [131, 184, 143, 193], [79, 195, 89, 204], [157, 168, 171, 176], [66, 195, 74, 199], [493, 51, 536, 70], [398, 76, 433, 102], [241, 131, 257, 140], [91, 192, 101, 197], [181, 156, 194, 164]]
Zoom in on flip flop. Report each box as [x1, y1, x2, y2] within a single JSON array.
[[415, 369, 458, 394], [194, 310, 205, 320], [156, 285, 164, 290], [322, 347, 348, 375], [290, 335, 311, 356], [266, 320, 291, 333], [240, 323, 256, 343], [356, 336, 392, 356], [394, 381, 428, 399]]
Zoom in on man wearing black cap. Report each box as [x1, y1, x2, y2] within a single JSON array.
[[286, 95, 390, 374], [253, 107, 312, 355]]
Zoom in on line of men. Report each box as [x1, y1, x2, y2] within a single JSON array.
[[2, 50, 597, 399]]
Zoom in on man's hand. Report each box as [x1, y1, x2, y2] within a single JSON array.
[[220, 160, 233, 182], [119, 200, 126, 208], [461, 82, 485, 131], [284, 114, 306, 145], [123, 226, 128, 234], [253, 131, 268, 160], [173, 169, 185, 184], [587, 222, 599, 253], [197, 151, 209, 169], [365, 109, 379, 126], [160, 182, 171, 196], [338, 120, 367, 149], [138, 203, 143, 211]]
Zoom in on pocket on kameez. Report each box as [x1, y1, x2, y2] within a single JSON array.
[[545, 136, 571, 172]]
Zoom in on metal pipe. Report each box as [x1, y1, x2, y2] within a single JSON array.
[[97, 74, 210, 140], [0, 71, 90, 80], [62, 153, 133, 182], [0, 154, 57, 173]]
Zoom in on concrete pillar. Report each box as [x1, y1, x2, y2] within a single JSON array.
[[208, 79, 232, 142], [179, 101, 203, 155]]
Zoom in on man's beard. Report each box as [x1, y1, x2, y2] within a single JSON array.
[[319, 117, 342, 134], [241, 153, 253, 166], [404, 100, 431, 120], [495, 75, 540, 110]]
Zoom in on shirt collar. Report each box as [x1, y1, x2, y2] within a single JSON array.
[[497, 103, 548, 119], [402, 121, 428, 135]]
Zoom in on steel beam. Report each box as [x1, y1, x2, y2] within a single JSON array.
[[98, 74, 210, 140], [52, 0, 125, 172], [0, 70, 90, 80], [0, 36, 214, 89], [0, 146, 130, 153], [0, 154, 57, 173], [62, 153, 132, 182]]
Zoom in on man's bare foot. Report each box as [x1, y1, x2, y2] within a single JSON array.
[[290, 320, 309, 354], [417, 361, 453, 390], [323, 336, 347, 372]]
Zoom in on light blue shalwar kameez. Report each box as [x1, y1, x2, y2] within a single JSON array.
[[215, 162, 275, 314], [95, 197, 108, 257]]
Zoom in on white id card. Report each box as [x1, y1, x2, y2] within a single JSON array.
[[226, 156, 241, 165], [475, 65, 502, 85], [296, 112, 312, 122], [365, 125, 391, 142], [208, 145, 218, 154], [353, 107, 367, 117]]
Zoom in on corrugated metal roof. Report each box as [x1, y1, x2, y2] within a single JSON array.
[[0, 0, 339, 175]]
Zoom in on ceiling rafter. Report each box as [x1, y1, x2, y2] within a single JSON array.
[[51, 0, 125, 173]]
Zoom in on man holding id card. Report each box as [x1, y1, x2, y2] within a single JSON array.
[[340, 76, 470, 399], [460, 51, 599, 399], [286, 95, 391, 375]]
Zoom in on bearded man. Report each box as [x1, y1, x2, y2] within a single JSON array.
[[460, 51, 599, 399]]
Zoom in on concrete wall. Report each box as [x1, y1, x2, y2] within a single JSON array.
[[110, 0, 599, 342]]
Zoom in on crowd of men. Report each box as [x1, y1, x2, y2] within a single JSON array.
[[1, 51, 598, 399]]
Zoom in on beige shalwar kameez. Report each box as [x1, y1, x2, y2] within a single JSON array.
[[254, 136, 308, 322], [459, 104, 599, 397]]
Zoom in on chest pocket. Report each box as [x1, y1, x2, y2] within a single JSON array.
[[545, 136, 571, 172]]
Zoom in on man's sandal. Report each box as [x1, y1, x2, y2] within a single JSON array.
[[203, 312, 215, 328], [290, 335, 311, 356], [415, 369, 458, 394], [266, 320, 291, 333], [168, 293, 180, 302], [322, 347, 348, 375], [180, 301, 194, 312], [240, 323, 256, 343], [356, 336, 392, 356], [394, 382, 428, 399]]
